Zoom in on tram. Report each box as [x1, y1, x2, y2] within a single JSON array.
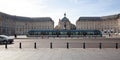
[[27, 30, 102, 37]]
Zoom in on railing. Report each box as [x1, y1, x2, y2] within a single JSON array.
[[3, 42, 119, 49]]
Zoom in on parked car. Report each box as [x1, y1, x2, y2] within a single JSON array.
[[0, 35, 14, 44]]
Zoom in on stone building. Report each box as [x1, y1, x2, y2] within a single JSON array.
[[76, 14, 120, 33], [0, 12, 54, 35], [15, 17, 54, 35], [55, 13, 76, 30], [0, 12, 15, 35], [1, 11, 120, 35]]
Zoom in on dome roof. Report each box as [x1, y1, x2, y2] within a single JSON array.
[[61, 17, 69, 22], [61, 13, 70, 22]]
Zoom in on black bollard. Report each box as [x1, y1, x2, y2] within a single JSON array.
[[5, 42, 7, 49], [99, 43, 102, 49], [116, 43, 118, 49], [67, 42, 69, 49], [19, 42, 22, 49], [34, 42, 37, 49], [50, 42, 52, 49], [83, 42, 85, 49]]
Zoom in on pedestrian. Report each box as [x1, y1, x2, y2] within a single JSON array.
[[14, 34, 17, 38], [109, 33, 111, 37]]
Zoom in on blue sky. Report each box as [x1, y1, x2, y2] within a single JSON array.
[[0, 0, 120, 26]]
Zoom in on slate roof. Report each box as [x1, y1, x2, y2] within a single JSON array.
[[0, 12, 53, 22], [77, 14, 120, 21], [77, 17, 101, 21], [101, 14, 119, 20]]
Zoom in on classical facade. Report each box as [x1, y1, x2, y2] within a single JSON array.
[[76, 14, 120, 33], [0, 12, 54, 35], [0, 12, 15, 35], [55, 13, 76, 30], [1, 11, 120, 35]]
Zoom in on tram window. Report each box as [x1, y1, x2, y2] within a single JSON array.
[[70, 32, 73, 35], [37, 32, 41, 35], [34, 32, 38, 35], [43, 32, 45, 35], [49, 32, 52, 35], [60, 32, 67, 35], [52, 32, 56, 35], [87, 32, 94, 35], [94, 32, 99, 35], [45, 32, 49, 35], [76, 32, 79, 35], [79, 32, 83, 35], [67, 32, 71, 35], [41, 32, 44, 35], [44, 32, 47, 35], [55, 32, 59, 35], [71, 32, 77, 35], [32, 32, 33, 35]]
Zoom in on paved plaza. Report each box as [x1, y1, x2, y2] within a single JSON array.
[[0, 36, 120, 60], [0, 48, 120, 60]]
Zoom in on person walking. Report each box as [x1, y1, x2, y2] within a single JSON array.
[[14, 34, 17, 38]]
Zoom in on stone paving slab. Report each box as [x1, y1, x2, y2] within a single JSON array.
[[0, 48, 120, 60]]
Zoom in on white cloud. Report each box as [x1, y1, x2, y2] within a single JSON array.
[[70, 0, 80, 4], [0, 0, 47, 16], [0, 0, 120, 26]]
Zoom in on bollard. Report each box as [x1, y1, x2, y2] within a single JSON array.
[[5, 42, 7, 49], [19, 42, 22, 49], [99, 43, 102, 49], [116, 43, 118, 49], [34, 42, 37, 49], [67, 42, 69, 49], [83, 42, 85, 49], [50, 42, 52, 49]]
